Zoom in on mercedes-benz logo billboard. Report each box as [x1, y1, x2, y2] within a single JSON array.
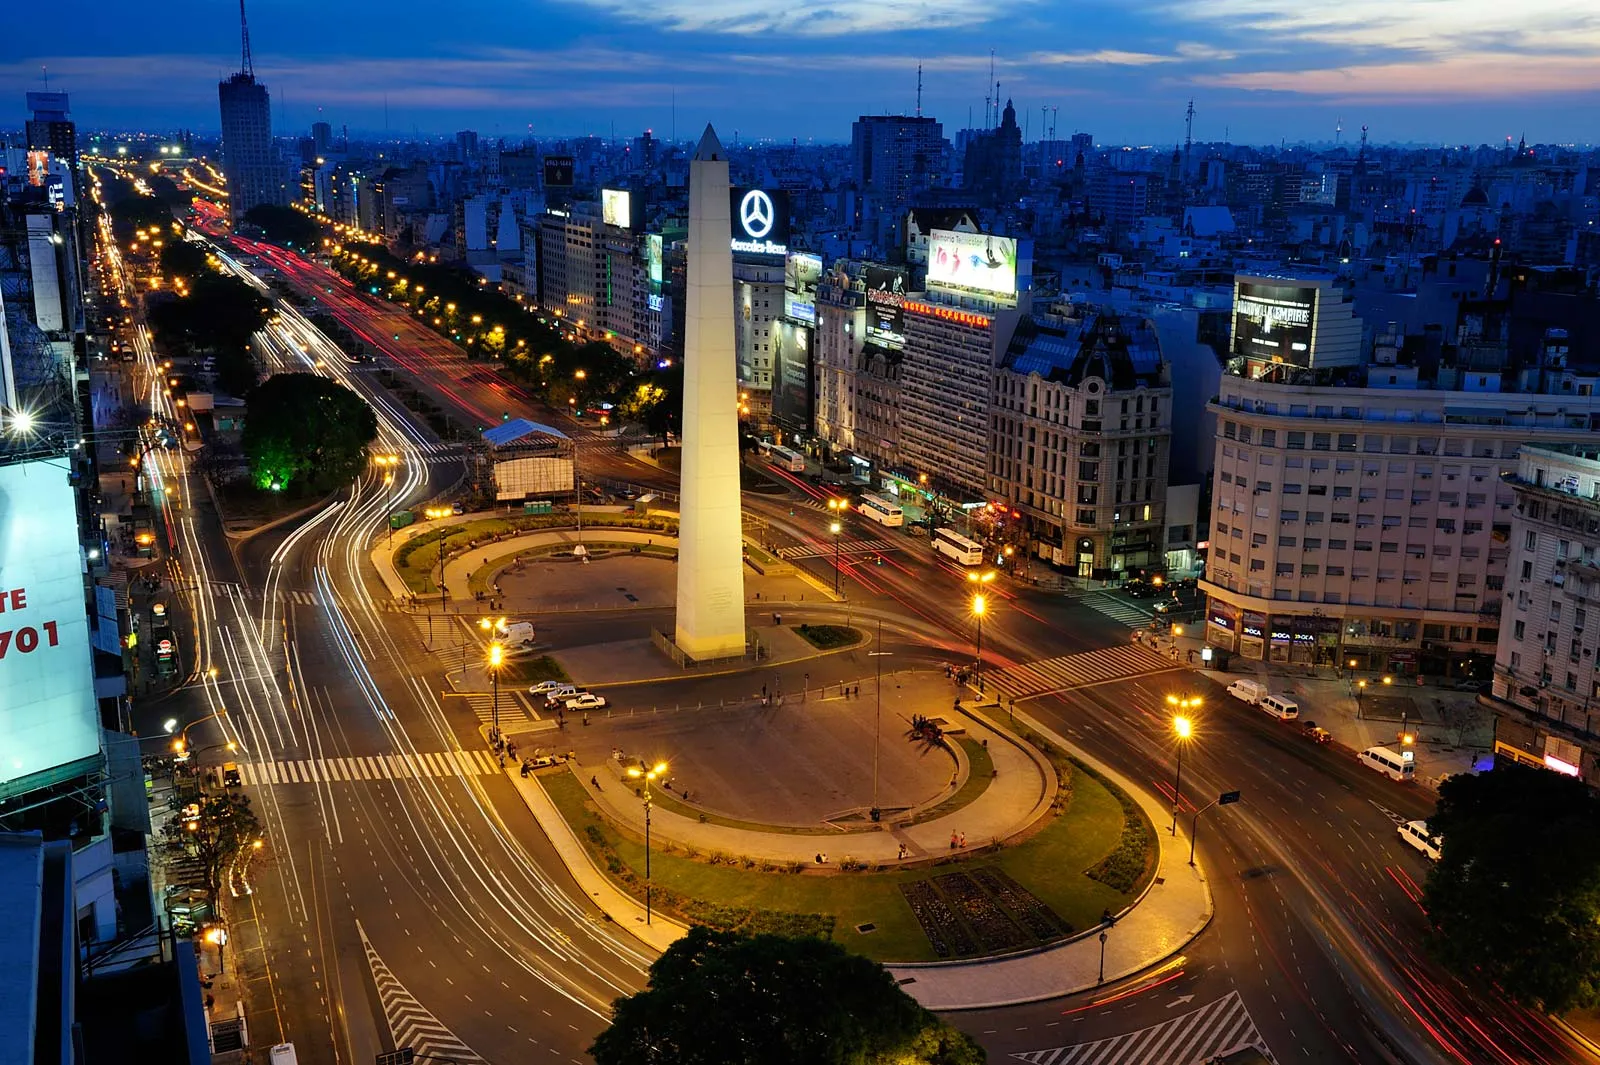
[[739, 190, 774, 239]]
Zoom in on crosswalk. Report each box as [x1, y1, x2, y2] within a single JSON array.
[[1082, 591, 1155, 629], [358, 921, 483, 1063], [778, 536, 903, 562], [457, 691, 536, 726], [985, 644, 1177, 701], [1012, 991, 1272, 1065], [198, 579, 405, 611], [234, 749, 503, 786]]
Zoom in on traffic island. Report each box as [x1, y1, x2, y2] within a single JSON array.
[[525, 686, 1156, 964]]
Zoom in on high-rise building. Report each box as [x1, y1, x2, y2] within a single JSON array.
[[217, 2, 285, 222], [311, 120, 332, 158], [1490, 444, 1600, 786], [24, 91, 76, 170], [991, 310, 1172, 577], [962, 99, 1022, 206], [734, 259, 784, 400], [850, 115, 944, 250]]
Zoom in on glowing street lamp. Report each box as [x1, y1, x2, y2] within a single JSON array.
[[968, 571, 996, 697], [487, 641, 505, 730], [625, 760, 669, 924], [1166, 701, 1199, 835]]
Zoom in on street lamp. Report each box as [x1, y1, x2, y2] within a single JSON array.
[[968, 571, 996, 698], [1356, 678, 1367, 718], [827, 498, 849, 594], [374, 454, 400, 543], [1167, 702, 1198, 835], [626, 761, 668, 924], [868, 620, 893, 822], [487, 641, 505, 731]]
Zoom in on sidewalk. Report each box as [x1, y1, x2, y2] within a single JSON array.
[[884, 705, 1214, 1010], [580, 698, 1053, 862], [509, 767, 687, 954]]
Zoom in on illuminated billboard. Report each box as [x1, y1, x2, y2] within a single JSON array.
[[784, 252, 822, 325], [646, 233, 664, 287], [864, 265, 907, 345], [601, 189, 632, 230], [927, 230, 1018, 298], [1233, 280, 1316, 366], [771, 321, 813, 433], [0, 459, 100, 788], [729, 188, 790, 256], [543, 155, 574, 188]]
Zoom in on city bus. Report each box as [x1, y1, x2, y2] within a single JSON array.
[[931, 527, 984, 566], [857, 493, 904, 527], [762, 444, 807, 472]]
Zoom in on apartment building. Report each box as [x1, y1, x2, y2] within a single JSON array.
[[1202, 376, 1600, 675], [991, 311, 1172, 576], [1491, 445, 1600, 785]]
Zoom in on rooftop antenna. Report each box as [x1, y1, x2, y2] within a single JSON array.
[[986, 49, 995, 126], [41, 65, 49, 90], [1051, 106, 1058, 140], [916, 64, 923, 117], [1335, 116, 1343, 145], [1183, 98, 1194, 169], [238, 0, 254, 77]]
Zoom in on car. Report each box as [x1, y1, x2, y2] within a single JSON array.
[[451, 502, 466, 515], [560, 692, 607, 711], [528, 680, 569, 695], [1304, 726, 1332, 744], [1153, 599, 1178, 615], [1399, 819, 1442, 861], [221, 763, 242, 787], [1125, 581, 1153, 599]]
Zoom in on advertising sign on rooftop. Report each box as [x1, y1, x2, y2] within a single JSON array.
[[729, 188, 790, 257], [863, 265, 908, 345], [926, 230, 1019, 298], [0, 459, 100, 789], [543, 155, 575, 188], [1233, 280, 1317, 366], [601, 189, 632, 230]]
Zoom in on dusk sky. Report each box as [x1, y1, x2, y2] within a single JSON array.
[[3, 0, 1597, 146]]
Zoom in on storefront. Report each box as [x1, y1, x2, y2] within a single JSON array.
[[1240, 610, 1266, 661], [1206, 598, 1238, 652]]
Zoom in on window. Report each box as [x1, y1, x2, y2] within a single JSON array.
[[1309, 484, 1327, 495], [1526, 530, 1538, 550], [1281, 510, 1300, 523], [1304, 537, 1323, 549], [1333, 486, 1353, 500], [1252, 532, 1268, 547], [1287, 431, 1306, 449], [1276, 563, 1294, 576], [1355, 540, 1374, 551], [1279, 535, 1297, 547], [1327, 565, 1345, 576], [1332, 512, 1351, 524], [1312, 432, 1331, 451], [1250, 559, 1265, 571], [1261, 429, 1277, 447], [1329, 539, 1348, 550], [1301, 564, 1320, 576], [1079, 461, 1099, 480], [1284, 483, 1302, 495]]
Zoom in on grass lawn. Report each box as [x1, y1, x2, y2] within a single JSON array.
[[544, 754, 1145, 962], [793, 624, 863, 650], [503, 655, 568, 685], [907, 738, 993, 825]]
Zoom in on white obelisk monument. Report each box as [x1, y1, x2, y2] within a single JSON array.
[[674, 125, 747, 660]]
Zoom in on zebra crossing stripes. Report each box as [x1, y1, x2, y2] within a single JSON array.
[[1082, 591, 1156, 629], [1011, 991, 1271, 1065], [358, 921, 483, 1064], [235, 749, 502, 786], [778, 537, 902, 562], [460, 691, 534, 726], [986, 644, 1177, 701]]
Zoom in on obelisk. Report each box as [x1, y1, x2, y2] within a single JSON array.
[[674, 125, 747, 660]]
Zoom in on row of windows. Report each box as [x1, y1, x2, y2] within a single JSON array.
[[1221, 449, 1499, 481], [1222, 423, 1510, 458]]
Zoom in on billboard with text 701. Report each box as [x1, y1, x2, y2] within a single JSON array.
[[0, 459, 100, 788]]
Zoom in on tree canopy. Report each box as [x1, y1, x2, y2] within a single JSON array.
[[162, 790, 262, 914], [158, 239, 213, 284], [244, 204, 321, 248], [1425, 763, 1600, 1012], [242, 373, 378, 493], [146, 272, 270, 396], [590, 927, 985, 1065]]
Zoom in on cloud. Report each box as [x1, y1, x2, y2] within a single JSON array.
[[560, 0, 1016, 36], [1027, 49, 1177, 66], [1196, 51, 1600, 99]]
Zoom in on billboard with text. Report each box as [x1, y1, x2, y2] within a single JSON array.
[[771, 320, 813, 433], [543, 155, 574, 187], [1233, 280, 1316, 366], [0, 459, 100, 788], [729, 188, 790, 256], [926, 230, 1018, 298], [864, 265, 907, 345]]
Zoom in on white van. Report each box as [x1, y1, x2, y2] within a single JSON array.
[[1227, 679, 1267, 705], [1399, 819, 1442, 860], [1258, 694, 1300, 720], [269, 1046, 299, 1065], [1360, 745, 1415, 782], [496, 621, 537, 648]]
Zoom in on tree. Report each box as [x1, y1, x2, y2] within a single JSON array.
[[1424, 763, 1600, 1011], [159, 239, 213, 284], [590, 927, 985, 1065], [243, 203, 321, 248], [242, 373, 379, 493], [162, 790, 262, 915]]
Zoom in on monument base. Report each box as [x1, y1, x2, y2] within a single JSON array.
[[652, 627, 756, 668]]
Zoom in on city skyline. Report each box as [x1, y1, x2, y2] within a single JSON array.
[[2, 0, 1598, 145]]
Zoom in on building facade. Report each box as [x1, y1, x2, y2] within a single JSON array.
[[1490, 445, 1600, 786], [991, 311, 1172, 577], [850, 115, 945, 249], [1201, 376, 1600, 673], [734, 259, 784, 399], [217, 72, 285, 221]]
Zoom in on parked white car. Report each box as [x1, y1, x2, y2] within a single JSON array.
[[528, 680, 570, 695], [561, 692, 607, 711]]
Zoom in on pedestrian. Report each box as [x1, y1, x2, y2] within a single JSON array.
[[815, 852, 824, 864], [591, 775, 600, 789], [897, 843, 908, 860], [949, 830, 958, 851], [959, 832, 967, 848]]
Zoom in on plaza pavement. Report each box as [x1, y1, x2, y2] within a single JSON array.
[[503, 697, 1213, 1010]]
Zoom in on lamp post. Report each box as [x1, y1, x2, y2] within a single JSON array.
[[827, 498, 848, 594], [487, 641, 504, 731], [374, 454, 399, 544], [1355, 678, 1367, 718], [422, 506, 454, 647], [626, 761, 668, 924], [967, 570, 996, 698], [1166, 701, 1198, 835]]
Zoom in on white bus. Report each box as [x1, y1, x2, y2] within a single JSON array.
[[857, 493, 904, 527], [932, 527, 984, 566], [762, 444, 806, 472]]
